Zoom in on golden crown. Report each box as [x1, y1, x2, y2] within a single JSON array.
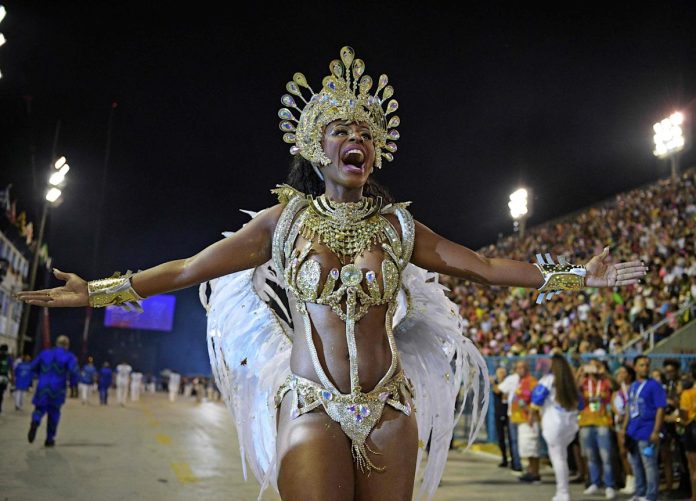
[[278, 46, 400, 170]]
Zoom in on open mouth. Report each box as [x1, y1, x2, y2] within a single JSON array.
[[341, 148, 366, 174]]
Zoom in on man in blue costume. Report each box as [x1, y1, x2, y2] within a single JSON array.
[[27, 335, 79, 447], [79, 356, 97, 404], [98, 361, 113, 405], [13, 354, 34, 410]]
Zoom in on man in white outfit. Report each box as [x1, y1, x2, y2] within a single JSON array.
[[115, 362, 132, 406], [130, 371, 143, 401], [168, 372, 181, 402]]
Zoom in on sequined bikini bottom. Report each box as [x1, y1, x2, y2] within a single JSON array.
[[275, 371, 415, 472]]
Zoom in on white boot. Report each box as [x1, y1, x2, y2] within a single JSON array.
[[619, 475, 635, 495]]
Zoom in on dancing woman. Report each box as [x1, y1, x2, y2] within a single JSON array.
[[16, 46, 647, 500]]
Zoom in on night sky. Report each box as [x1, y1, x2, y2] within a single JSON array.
[[1, 2, 695, 373]]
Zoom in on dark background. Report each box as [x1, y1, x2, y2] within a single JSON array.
[[1, 2, 695, 374]]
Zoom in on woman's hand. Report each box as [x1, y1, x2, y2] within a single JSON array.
[[584, 247, 647, 288], [15, 269, 88, 308]]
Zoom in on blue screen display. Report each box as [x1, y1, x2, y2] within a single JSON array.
[[104, 294, 176, 332]]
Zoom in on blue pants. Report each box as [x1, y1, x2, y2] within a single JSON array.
[[628, 440, 660, 501], [579, 425, 615, 488], [509, 422, 522, 470], [99, 387, 108, 405], [32, 405, 61, 442]]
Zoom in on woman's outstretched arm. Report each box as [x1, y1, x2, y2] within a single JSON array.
[[410, 220, 646, 289], [16, 204, 285, 307]]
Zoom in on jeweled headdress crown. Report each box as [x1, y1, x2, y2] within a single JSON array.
[[278, 46, 400, 169]]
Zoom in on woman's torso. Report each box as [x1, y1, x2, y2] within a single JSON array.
[[275, 194, 408, 394]]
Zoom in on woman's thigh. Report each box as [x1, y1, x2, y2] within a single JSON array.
[[354, 397, 419, 501], [276, 395, 355, 501]]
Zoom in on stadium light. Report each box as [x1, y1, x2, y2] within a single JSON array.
[[0, 5, 5, 79], [508, 187, 531, 238], [45, 187, 62, 202], [653, 111, 687, 182]]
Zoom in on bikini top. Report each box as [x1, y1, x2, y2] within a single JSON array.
[[271, 185, 415, 395]]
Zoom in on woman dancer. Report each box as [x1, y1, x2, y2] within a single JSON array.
[[16, 46, 647, 500], [531, 353, 581, 501]]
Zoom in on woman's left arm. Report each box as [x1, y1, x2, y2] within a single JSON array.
[[410, 220, 647, 289]]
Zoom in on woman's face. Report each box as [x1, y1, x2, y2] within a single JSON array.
[[319, 119, 375, 191]]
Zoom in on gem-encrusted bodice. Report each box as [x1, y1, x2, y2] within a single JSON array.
[[271, 184, 415, 471]]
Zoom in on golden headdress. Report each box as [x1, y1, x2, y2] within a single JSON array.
[[278, 46, 400, 170]]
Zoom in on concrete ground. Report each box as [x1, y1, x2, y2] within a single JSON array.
[[1, 391, 610, 500]]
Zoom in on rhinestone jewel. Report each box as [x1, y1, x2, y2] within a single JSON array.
[[382, 85, 394, 100], [289, 146, 300, 155], [386, 142, 397, 153], [340, 46, 355, 67], [387, 129, 400, 140], [278, 108, 296, 121], [340, 264, 363, 286], [386, 100, 399, 114], [378, 391, 390, 401], [327, 79, 337, 91], [359, 405, 370, 417], [388, 116, 400, 128], [321, 390, 333, 401], [282, 133, 296, 143], [330, 59, 343, 77], [377, 74, 388, 93], [281, 94, 296, 108], [286, 81, 301, 96], [366, 270, 376, 282], [352, 59, 365, 79], [293, 72, 309, 89], [382, 152, 394, 162], [279, 121, 295, 132], [359, 75, 373, 94], [330, 268, 339, 280]]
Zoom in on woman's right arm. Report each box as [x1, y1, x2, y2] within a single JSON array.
[[16, 203, 285, 307]]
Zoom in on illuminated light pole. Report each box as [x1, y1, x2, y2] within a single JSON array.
[[16, 153, 70, 355], [508, 187, 531, 238], [0, 5, 6, 79], [653, 111, 686, 183]]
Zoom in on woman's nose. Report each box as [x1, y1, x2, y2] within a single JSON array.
[[348, 130, 363, 142]]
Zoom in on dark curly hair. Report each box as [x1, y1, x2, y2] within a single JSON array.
[[286, 156, 395, 204]]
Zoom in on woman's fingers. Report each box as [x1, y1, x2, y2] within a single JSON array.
[[615, 278, 640, 286], [614, 260, 645, 271], [16, 290, 55, 300]]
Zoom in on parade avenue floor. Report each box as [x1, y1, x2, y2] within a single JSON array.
[[2, 391, 599, 500]]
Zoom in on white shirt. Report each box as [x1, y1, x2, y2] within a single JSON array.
[[498, 374, 520, 417], [169, 373, 181, 388], [116, 364, 132, 385]]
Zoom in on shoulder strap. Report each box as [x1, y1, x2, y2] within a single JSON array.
[[272, 193, 309, 278], [381, 202, 415, 269]]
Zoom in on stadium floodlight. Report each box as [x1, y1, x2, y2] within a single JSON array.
[[509, 187, 531, 237], [0, 33, 5, 48], [54, 156, 67, 169], [653, 111, 687, 182], [0, 6, 6, 24], [48, 164, 70, 186], [45, 187, 62, 202]]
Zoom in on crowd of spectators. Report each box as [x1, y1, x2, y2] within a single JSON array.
[[491, 355, 696, 500], [441, 170, 696, 357]]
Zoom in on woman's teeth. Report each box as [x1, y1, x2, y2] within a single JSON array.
[[343, 149, 365, 165]]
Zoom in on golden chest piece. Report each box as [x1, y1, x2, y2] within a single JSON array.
[[300, 194, 388, 264]]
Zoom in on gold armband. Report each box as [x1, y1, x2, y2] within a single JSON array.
[[533, 253, 586, 304], [88, 270, 144, 312]]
